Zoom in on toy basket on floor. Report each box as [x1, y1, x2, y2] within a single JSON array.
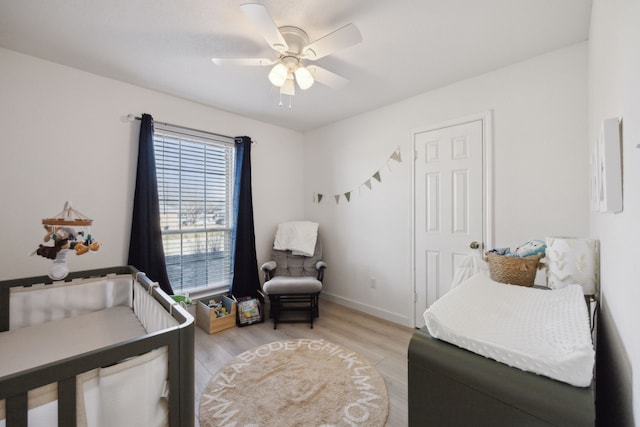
[[484, 252, 542, 287]]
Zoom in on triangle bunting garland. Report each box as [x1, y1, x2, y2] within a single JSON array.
[[390, 150, 402, 162], [313, 147, 402, 205]]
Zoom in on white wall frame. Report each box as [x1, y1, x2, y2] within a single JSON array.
[[592, 117, 623, 213]]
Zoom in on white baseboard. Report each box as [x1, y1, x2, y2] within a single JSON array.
[[320, 292, 410, 326]]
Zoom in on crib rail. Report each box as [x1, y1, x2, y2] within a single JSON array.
[[0, 266, 195, 427]]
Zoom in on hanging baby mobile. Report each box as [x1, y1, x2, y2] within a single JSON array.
[[313, 147, 402, 205], [31, 201, 101, 280]]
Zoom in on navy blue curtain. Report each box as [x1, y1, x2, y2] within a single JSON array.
[[128, 113, 173, 295], [230, 136, 261, 299]]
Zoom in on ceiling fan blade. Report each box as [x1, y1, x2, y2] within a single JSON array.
[[211, 58, 275, 66], [240, 3, 288, 52], [307, 65, 349, 89], [302, 23, 362, 60]]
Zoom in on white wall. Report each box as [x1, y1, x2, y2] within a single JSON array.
[[304, 43, 589, 325], [589, 0, 640, 423], [0, 48, 304, 281]]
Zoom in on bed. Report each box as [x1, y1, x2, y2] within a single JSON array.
[[0, 266, 194, 427], [408, 274, 596, 426]]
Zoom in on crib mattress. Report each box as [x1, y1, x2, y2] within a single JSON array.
[[423, 274, 595, 387], [0, 306, 147, 378]]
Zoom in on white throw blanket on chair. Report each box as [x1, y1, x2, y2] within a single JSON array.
[[273, 221, 318, 256]]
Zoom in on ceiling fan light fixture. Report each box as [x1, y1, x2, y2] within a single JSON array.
[[294, 65, 314, 90], [268, 62, 288, 87], [280, 75, 296, 96]]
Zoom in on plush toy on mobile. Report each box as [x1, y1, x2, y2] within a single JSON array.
[[31, 201, 101, 280]]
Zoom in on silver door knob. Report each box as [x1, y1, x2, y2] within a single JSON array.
[[469, 241, 480, 249]]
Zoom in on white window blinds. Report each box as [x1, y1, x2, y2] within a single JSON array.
[[153, 124, 235, 294]]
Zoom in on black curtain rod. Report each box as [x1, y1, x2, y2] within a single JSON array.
[[133, 115, 235, 141]]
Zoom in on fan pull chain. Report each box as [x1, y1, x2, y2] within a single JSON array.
[[278, 93, 293, 110]]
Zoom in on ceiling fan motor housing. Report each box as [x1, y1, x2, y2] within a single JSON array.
[[278, 26, 309, 57]]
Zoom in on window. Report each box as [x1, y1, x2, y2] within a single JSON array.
[[153, 124, 235, 295]]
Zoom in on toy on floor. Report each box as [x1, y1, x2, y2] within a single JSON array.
[[207, 300, 229, 318]]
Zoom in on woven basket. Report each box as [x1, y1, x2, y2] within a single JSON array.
[[484, 252, 542, 287]]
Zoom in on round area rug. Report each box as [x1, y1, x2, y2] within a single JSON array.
[[199, 339, 389, 427]]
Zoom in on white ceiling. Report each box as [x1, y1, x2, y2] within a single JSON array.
[[0, 0, 592, 132]]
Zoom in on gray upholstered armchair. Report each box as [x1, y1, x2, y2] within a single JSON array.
[[261, 236, 326, 329]]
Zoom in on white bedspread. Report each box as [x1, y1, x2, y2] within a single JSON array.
[[424, 274, 595, 387], [273, 221, 318, 256]]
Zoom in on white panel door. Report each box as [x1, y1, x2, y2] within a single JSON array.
[[414, 119, 485, 327]]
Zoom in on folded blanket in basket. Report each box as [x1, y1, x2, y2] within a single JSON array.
[[424, 274, 594, 387], [487, 239, 546, 258]]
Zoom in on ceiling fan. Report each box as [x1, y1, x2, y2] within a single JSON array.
[[212, 3, 362, 104]]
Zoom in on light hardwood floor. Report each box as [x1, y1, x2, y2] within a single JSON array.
[[194, 299, 415, 427]]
